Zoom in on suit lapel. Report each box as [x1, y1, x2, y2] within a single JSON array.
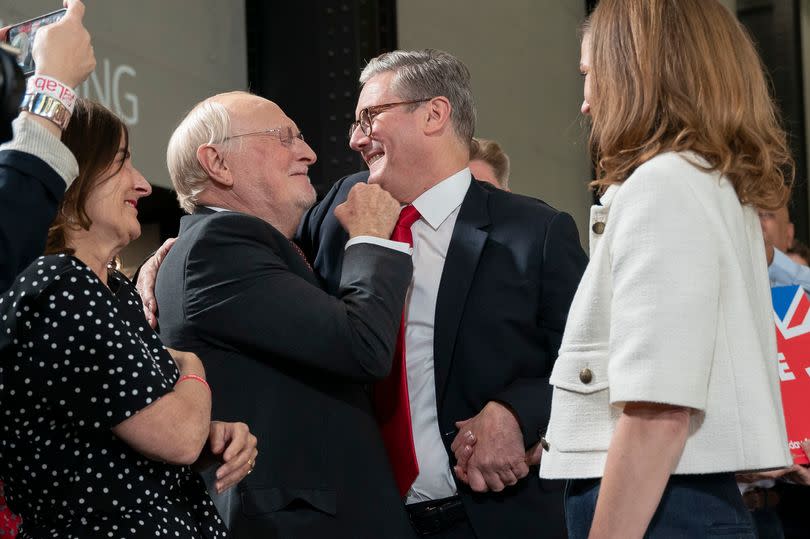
[[434, 180, 491, 407]]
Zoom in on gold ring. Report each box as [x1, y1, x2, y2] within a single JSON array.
[[248, 458, 255, 469]]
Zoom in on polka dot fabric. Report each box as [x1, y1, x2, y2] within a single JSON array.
[[0, 255, 228, 538]]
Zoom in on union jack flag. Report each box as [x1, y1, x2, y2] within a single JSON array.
[[772, 285, 810, 464]]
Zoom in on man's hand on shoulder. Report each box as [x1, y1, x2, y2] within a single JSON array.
[[334, 183, 400, 239], [136, 237, 176, 329]]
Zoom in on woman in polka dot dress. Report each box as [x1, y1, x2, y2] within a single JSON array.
[[0, 99, 257, 538]]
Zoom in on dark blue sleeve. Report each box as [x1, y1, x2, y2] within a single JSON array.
[[0, 150, 66, 292], [295, 173, 353, 260]]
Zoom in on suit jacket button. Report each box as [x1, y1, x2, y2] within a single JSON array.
[[540, 437, 550, 451], [591, 221, 606, 234], [579, 367, 593, 384]]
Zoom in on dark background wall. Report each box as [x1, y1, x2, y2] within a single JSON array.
[[737, 0, 808, 242], [245, 0, 397, 197]]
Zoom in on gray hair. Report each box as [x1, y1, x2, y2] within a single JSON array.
[[360, 49, 476, 147], [166, 95, 238, 213]]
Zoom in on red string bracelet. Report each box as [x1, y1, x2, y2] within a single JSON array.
[[176, 374, 210, 393]]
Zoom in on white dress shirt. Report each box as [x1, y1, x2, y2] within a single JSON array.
[[401, 168, 471, 503], [344, 170, 471, 502]]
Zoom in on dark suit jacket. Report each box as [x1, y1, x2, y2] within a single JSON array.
[[0, 150, 66, 291], [298, 172, 588, 539], [155, 208, 416, 539]]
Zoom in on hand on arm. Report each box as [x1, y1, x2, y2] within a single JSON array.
[[588, 402, 690, 539], [195, 421, 258, 493]]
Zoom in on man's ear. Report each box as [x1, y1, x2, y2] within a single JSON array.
[[196, 144, 234, 187], [423, 96, 453, 136]]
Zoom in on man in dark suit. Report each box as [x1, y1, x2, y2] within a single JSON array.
[[153, 91, 416, 538], [297, 49, 588, 538]]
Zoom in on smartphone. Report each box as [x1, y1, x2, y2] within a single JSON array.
[[5, 9, 67, 76]]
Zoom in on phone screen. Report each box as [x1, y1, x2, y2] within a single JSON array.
[[7, 9, 67, 76]]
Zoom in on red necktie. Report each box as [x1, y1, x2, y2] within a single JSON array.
[[374, 205, 421, 497]]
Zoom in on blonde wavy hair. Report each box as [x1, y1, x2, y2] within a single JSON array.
[[585, 0, 792, 209]]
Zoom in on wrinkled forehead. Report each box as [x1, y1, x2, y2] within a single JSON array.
[[218, 93, 298, 133]]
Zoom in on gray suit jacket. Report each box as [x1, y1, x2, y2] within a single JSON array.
[[155, 208, 416, 538]]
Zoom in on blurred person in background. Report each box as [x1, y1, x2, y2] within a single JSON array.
[[760, 206, 810, 293], [469, 137, 510, 191]]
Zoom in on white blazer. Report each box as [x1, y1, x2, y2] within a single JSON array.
[[539, 152, 792, 479]]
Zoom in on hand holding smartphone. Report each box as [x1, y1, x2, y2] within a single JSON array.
[[6, 9, 67, 76], [2, 1, 94, 89]]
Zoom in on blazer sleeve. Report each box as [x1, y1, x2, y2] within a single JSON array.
[[606, 171, 719, 410], [184, 215, 413, 382], [493, 211, 588, 446], [0, 150, 67, 292]]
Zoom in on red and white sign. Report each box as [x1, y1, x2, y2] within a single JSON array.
[[772, 285, 810, 465]]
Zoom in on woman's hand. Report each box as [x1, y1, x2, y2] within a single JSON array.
[[739, 440, 810, 486], [195, 421, 258, 493]]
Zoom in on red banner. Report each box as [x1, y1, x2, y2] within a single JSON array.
[[772, 285, 810, 465]]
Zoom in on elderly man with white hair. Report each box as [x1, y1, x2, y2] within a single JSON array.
[[151, 90, 417, 538]]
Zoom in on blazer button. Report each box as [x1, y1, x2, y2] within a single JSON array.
[[579, 367, 593, 384], [591, 221, 606, 234], [540, 437, 550, 451]]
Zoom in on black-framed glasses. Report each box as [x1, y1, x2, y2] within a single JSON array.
[[347, 98, 432, 140], [225, 126, 305, 147]]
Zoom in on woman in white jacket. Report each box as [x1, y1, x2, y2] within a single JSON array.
[[538, 0, 794, 537]]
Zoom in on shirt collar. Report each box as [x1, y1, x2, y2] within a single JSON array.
[[410, 168, 471, 230], [204, 205, 231, 213]]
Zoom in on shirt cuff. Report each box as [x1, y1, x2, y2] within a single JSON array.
[[345, 235, 412, 255], [0, 114, 79, 187]]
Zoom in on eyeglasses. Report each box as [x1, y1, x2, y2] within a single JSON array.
[[348, 98, 432, 140], [225, 126, 305, 147]]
